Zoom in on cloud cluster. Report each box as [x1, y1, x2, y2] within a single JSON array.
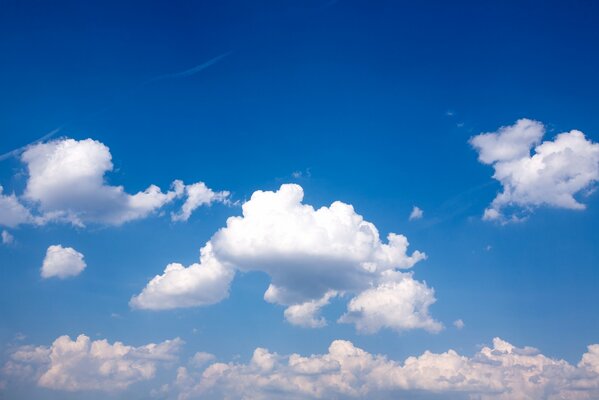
[[470, 119, 599, 222], [173, 338, 599, 400], [0, 138, 228, 227], [132, 184, 440, 334], [41, 245, 86, 279], [3, 334, 182, 391]]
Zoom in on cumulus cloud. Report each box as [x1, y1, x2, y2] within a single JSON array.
[[132, 184, 439, 334], [1, 230, 14, 245], [0, 186, 34, 227], [2, 334, 182, 392], [130, 243, 234, 310], [0, 138, 226, 227], [408, 206, 423, 221], [41, 245, 86, 279], [171, 182, 230, 222], [172, 338, 599, 400], [470, 119, 599, 222]]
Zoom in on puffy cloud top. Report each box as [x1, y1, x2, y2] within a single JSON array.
[[173, 337, 599, 400], [3, 334, 182, 391], [132, 184, 439, 334], [470, 119, 599, 222], [41, 245, 86, 279], [0, 138, 228, 227]]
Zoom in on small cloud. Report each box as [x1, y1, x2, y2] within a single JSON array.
[[2, 230, 14, 245], [110, 313, 122, 319], [457, 122, 465, 128], [485, 245, 492, 251], [291, 168, 311, 179], [445, 110, 455, 117], [453, 319, 465, 329], [41, 245, 86, 279], [409, 206, 423, 221]]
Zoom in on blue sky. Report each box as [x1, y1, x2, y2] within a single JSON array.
[[1, 1, 599, 399]]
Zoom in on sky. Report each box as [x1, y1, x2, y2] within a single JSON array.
[[1, 1, 599, 399]]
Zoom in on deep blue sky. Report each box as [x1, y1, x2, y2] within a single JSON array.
[[1, 1, 599, 399]]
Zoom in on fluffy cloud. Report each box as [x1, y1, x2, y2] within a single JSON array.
[[3, 334, 182, 392], [132, 184, 439, 334], [171, 182, 230, 222], [173, 338, 599, 400], [470, 119, 599, 222], [0, 138, 227, 227], [0, 186, 34, 227], [41, 245, 86, 279], [129, 243, 234, 310], [408, 206, 423, 221], [338, 272, 442, 333]]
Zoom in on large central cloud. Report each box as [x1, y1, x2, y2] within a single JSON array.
[[131, 184, 441, 333]]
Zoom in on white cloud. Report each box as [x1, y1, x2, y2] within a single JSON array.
[[3, 334, 182, 392], [470, 119, 599, 222], [453, 319, 465, 329], [1, 229, 14, 245], [132, 184, 439, 334], [129, 243, 234, 310], [20, 138, 182, 226], [408, 205, 423, 221], [0, 138, 226, 227], [338, 272, 442, 333], [41, 245, 86, 279], [171, 182, 230, 222], [172, 338, 599, 400], [0, 186, 34, 227]]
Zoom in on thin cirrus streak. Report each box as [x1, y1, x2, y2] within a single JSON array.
[[0, 52, 232, 162]]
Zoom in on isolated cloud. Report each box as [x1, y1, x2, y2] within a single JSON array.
[[470, 119, 599, 222], [408, 206, 423, 221], [3, 334, 182, 392], [41, 245, 86, 279], [173, 338, 599, 400], [0, 138, 227, 227], [1, 230, 14, 245], [132, 184, 439, 334]]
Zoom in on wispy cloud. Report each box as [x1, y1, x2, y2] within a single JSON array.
[[0, 127, 61, 162], [145, 51, 232, 84]]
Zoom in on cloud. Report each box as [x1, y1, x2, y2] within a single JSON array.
[[0, 138, 227, 227], [453, 319, 465, 329], [132, 184, 439, 334], [171, 182, 230, 222], [172, 338, 599, 400], [41, 245, 86, 279], [470, 119, 599, 222], [129, 243, 234, 310], [408, 206, 423, 221], [338, 272, 442, 333], [3, 334, 182, 392], [1, 230, 14, 245], [0, 186, 34, 227]]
